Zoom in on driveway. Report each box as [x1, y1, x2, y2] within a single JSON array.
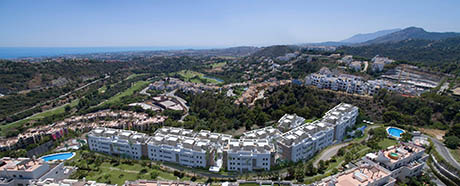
[[313, 143, 349, 167]]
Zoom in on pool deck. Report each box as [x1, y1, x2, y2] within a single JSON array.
[[40, 152, 76, 162], [386, 127, 405, 139]]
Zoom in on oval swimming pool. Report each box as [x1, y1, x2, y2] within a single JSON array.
[[41, 152, 75, 162], [387, 127, 405, 138]]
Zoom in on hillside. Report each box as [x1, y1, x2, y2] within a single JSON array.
[[340, 36, 460, 72], [252, 45, 299, 58], [361, 27, 460, 45], [341, 28, 401, 43]]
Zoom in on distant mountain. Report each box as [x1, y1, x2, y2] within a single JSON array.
[[362, 27, 460, 45], [341, 28, 401, 43], [339, 36, 460, 69]]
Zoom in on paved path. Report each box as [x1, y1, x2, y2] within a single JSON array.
[[313, 125, 379, 167], [139, 86, 151, 96], [313, 143, 349, 167], [425, 134, 460, 170]]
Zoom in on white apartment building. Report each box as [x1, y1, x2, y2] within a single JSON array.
[[306, 73, 367, 95], [277, 103, 358, 162], [362, 142, 428, 180], [146, 127, 212, 168], [87, 128, 148, 159], [241, 126, 281, 140], [224, 139, 275, 172], [86, 103, 359, 172], [0, 157, 66, 186], [321, 103, 358, 142], [277, 121, 335, 162], [277, 114, 306, 132]]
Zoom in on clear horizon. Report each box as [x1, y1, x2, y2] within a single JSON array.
[[1, 0, 460, 47]]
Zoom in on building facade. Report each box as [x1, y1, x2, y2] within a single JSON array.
[[87, 103, 359, 172]]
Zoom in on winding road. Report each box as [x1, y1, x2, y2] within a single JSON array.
[[313, 125, 379, 167], [425, 134, 460, 170], [165, 89, 189, 122]]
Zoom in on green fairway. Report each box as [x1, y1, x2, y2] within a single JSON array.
[[210, 62, 226, 68], [101, 80, 150, 106], [174, 70, 223, 84]]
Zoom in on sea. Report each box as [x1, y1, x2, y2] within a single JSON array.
[[0, 46, 201, 59]]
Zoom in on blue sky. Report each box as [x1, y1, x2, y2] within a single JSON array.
[[1, 0, 460, 47]]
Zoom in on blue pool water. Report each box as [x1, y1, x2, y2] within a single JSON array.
[[388, 127, 404, 138], [41, 152, 74, 162]]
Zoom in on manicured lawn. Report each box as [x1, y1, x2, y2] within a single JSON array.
[[174, 70, 222, 84], [378, 138, 398, 149], [0, 99, 79, 136], [101, 80, 150, 106], [210, 62, 226, 68], [68, 151, 205, 185]]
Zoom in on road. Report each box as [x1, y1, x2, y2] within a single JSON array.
[[425, 134, 460, 170], [139, 86, 151, 96], [313, 125, 380, 167], [313, 143, 349, 167], [164, 89, 189, 122], [361, 61, 369, 72]]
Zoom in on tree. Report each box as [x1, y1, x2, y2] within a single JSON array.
[[444, 136, 460, 149], [373, 127, 387, 139], [401, 132, 413, 142], [344, 152, 353, 163], [65, 105, 71, 113], [318, 160, 327, 173], [305, 162, 316, 176], [415, 107, 433, 125]]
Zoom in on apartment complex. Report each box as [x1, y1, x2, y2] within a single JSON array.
[[87, 126, 276, 172], [305, 71, 424, 96], [277, 103, 358, 162], [87, 103, 358, 172], [0, 157, 66, 186], [362, 142, 428, 180], [224, 139, 275, 171], [88, 128, 148, 159]]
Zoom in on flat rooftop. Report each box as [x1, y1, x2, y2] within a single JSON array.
[[88, 127, 148, 144], [316, 164, 392, 186], [278, 120, 332, 147], [368, 142, 425, 165], [0, 157, 46, 172]]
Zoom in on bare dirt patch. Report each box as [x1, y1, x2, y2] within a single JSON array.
[[418, 128, 446, 140]]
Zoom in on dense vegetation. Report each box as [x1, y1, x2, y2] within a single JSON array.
[[340, 37, 460, 74]]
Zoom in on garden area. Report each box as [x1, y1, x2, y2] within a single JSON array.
[[66, 150, 206, 185]]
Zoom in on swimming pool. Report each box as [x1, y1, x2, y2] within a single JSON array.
[[41, 152, 75, 162], [387, 127, 405, 138]]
